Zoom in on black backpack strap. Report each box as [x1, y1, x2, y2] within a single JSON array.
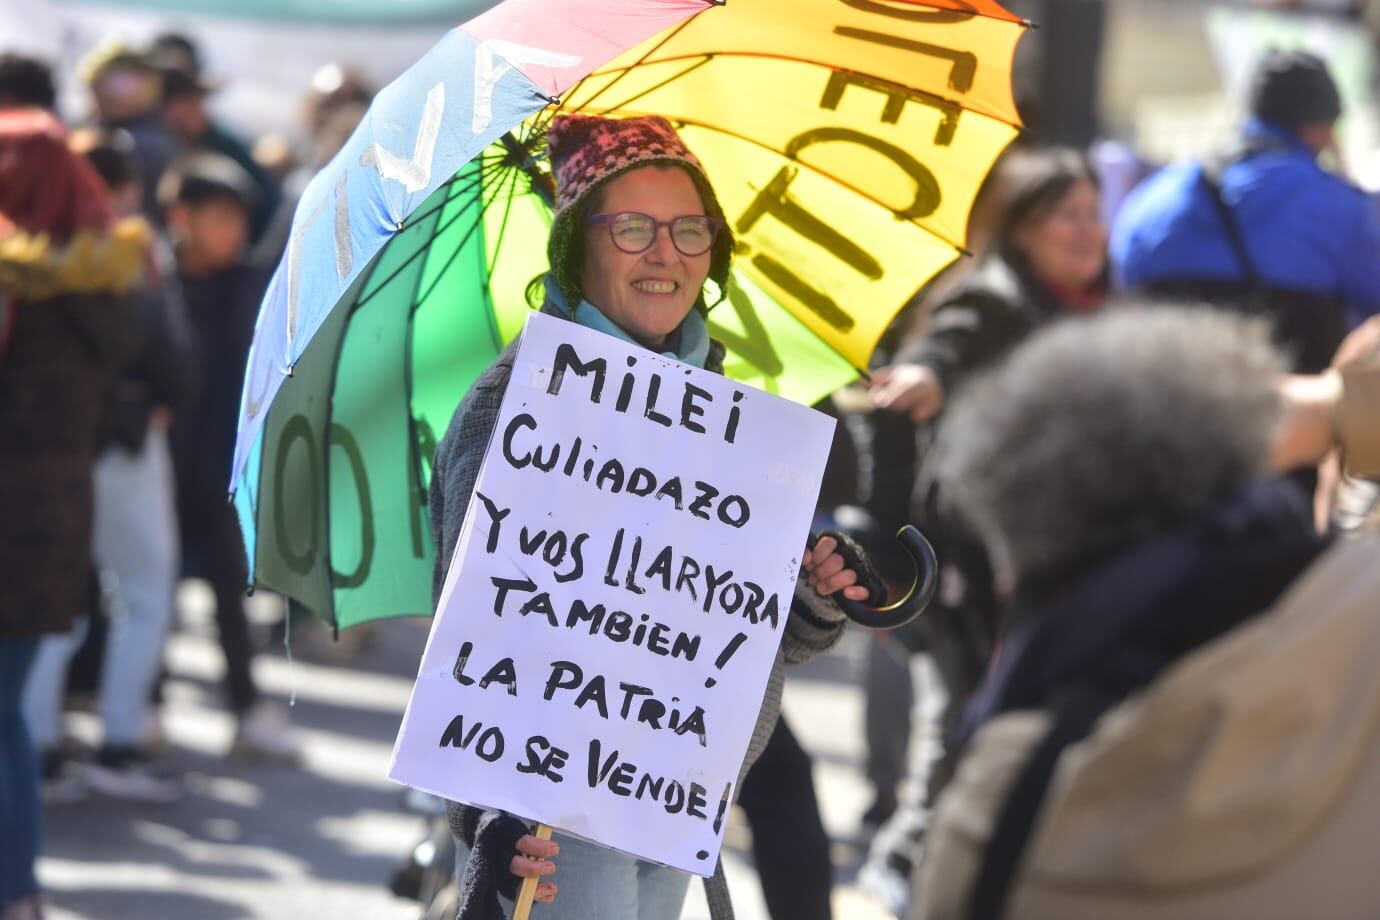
[[965, 688, 1115, 920], [1194, 153, 1347, 372], [1196, 137, 1293, 292], [1198, 162, 1262, 291]]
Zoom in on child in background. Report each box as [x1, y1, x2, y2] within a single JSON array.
[[159, 153, 301, 762]]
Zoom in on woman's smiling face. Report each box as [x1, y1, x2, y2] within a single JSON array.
[[578, 165, 711, 349]]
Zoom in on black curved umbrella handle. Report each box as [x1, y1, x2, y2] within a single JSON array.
[[808, 525, 939, 630]]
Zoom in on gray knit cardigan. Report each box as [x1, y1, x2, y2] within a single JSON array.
[[428, 313, 848, 920]]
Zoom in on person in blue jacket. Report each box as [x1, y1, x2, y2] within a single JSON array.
[[1110, 49, 1380, 372]]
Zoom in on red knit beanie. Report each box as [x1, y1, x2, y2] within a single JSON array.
[[548, 113, 709, 216], [544, 113, 732, 306]]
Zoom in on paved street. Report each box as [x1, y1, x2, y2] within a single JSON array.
[[38, 583, 899, 920]]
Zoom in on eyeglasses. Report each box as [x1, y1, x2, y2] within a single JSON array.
[[587, 211, 724, 257]]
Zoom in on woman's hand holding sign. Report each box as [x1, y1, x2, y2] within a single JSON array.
[[511, 832, 559, 907]]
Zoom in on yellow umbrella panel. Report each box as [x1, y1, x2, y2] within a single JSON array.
[[561, 0, 1026, 371]]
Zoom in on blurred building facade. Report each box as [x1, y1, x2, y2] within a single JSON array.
[[1013, 0, 1380, 186]]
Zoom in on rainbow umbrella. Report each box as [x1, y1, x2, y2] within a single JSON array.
[[232, 0, 1028, 630]]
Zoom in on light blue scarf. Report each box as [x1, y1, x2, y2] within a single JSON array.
[[544, 275, 710, 369]]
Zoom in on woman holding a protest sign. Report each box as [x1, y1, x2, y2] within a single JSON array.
[[429, 113, 881, 920]]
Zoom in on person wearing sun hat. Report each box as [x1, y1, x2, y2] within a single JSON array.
[[428, 112, 881, 920]]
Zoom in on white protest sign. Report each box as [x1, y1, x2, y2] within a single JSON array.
[[389, 310, 835, 874]]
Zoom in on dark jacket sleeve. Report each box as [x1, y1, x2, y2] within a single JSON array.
[[429, 349, 516, 608], [893, 289, 1031, 395], [784, 575, 848, 664], [138, 287, 193, 413], [428, 347, 524, 916]]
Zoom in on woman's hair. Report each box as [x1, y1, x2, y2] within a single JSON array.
[[525, 179, 609, 309], [528, 163, 734, 311], [930, 306, 1284, 591], [993, 147, 1100, 269], [0, 109, 113, 242]]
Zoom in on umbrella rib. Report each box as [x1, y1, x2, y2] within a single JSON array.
[[354, 178, 491, 313], [519, 119, 552, 168], [580, 55, 713, 118], [408, 165, 518, 320], [387, 166, 495, 237], [476, 155, 525, 310], [477, 161, 527, 350], [398, 163, 518, 560], [479, 152, 516, 211], [484, 162, 523, 281], [396, 191, 440, 580], [363, 158, 498, 274], [545, 12, 705, 120], [531, 103, 561, 142]]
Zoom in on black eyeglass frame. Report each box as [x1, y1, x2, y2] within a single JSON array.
[[586, 211, 725, 257]]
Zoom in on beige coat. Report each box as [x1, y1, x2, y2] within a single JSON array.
[[915, 361, 1380, 920]]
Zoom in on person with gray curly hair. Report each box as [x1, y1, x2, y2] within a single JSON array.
[[912, 306, 1380, 920], [931, 306, 1284, 592]]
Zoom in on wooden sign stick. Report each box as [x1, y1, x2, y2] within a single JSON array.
[[513, 823, 554, 920]]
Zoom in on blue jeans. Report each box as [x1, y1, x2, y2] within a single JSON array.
[[1, 639, 41, 911], [24, 431, 178, 748], [456, 832, 691, 919]]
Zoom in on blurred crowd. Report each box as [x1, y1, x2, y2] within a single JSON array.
[[2, 24, 1380, 920], [0, 36, 380, 920], [813, 46, 1380, 920]]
